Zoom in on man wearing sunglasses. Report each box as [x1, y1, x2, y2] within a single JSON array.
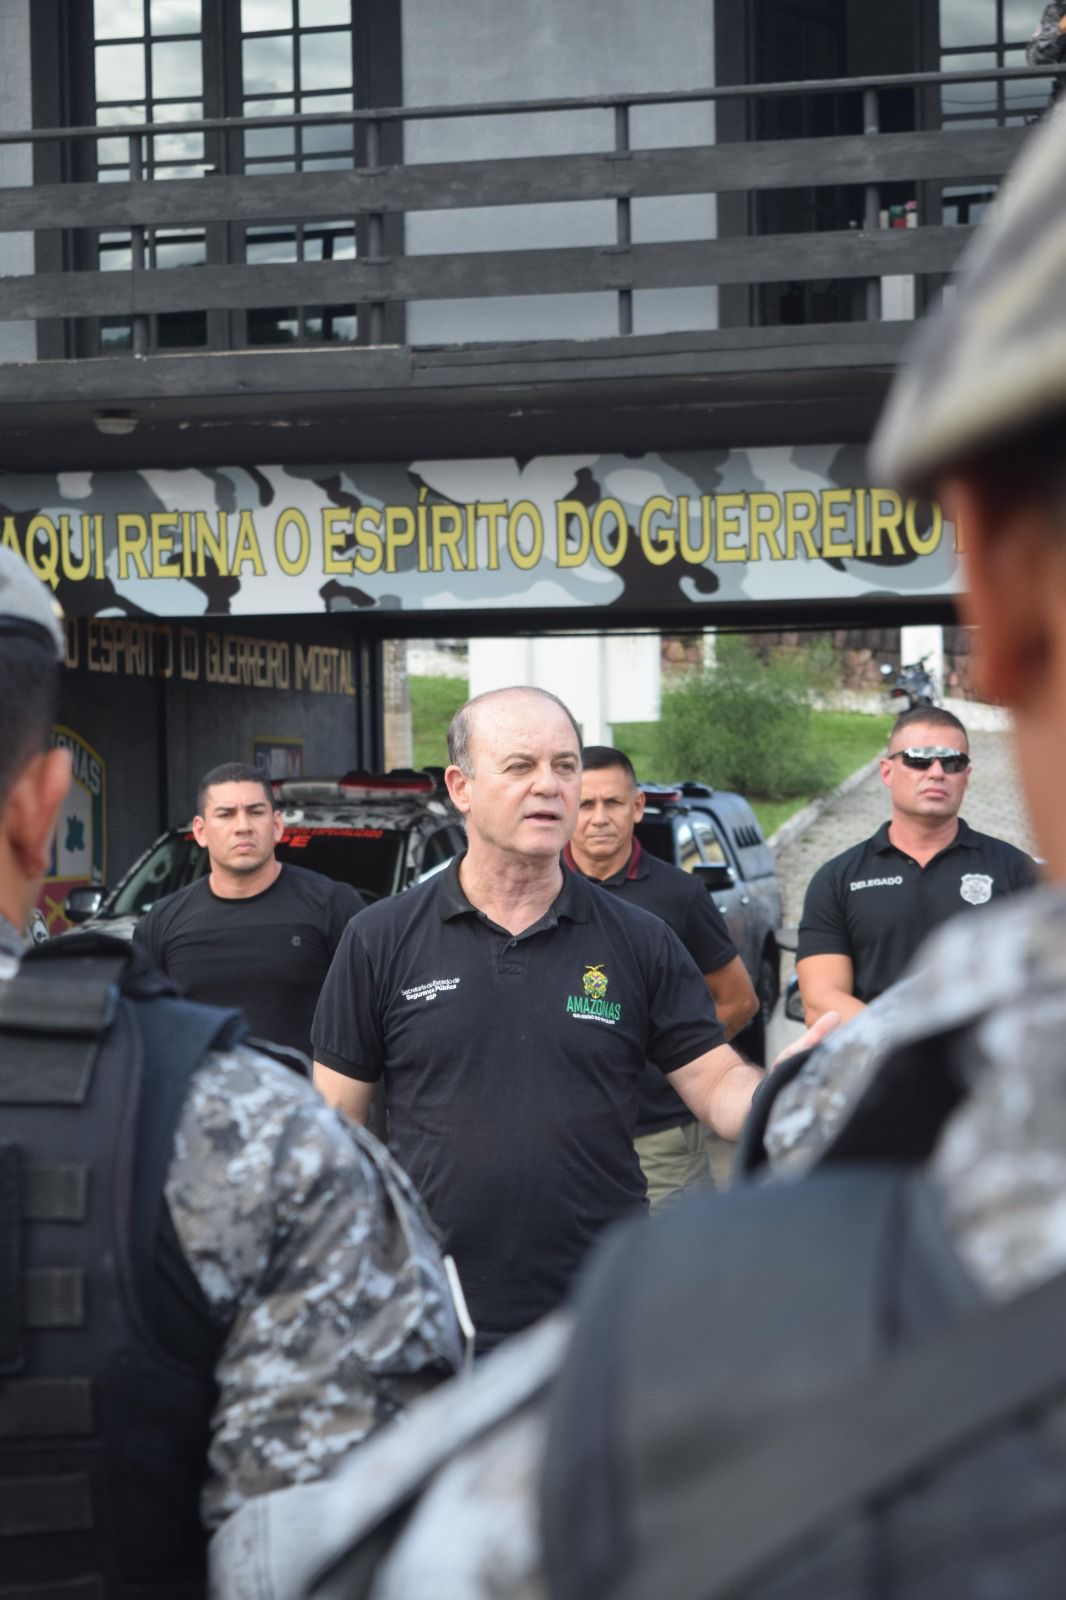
[[796, 705, 1036, 1025]]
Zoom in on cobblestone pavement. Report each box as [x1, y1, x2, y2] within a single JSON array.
[[774, 728, 1038, 930]]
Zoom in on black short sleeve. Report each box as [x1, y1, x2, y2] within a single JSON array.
[[311, 919, 384, 1082], [796, 859, 851, 963], [644, 923, 726, 1074], [680, 889, 737, 975], [326, 881, 366, 953], [133, 905, 163, 971]]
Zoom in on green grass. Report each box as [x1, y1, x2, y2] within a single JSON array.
[[410, 675, 468, 770], [614, 709, 893, 839], [410, 679, 891, 842]]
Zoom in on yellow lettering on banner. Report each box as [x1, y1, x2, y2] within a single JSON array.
[[59, 515, 92, 583], [321, 507, 353, 575], [591, 499, 627, 568], [855, 490, 867, 559], [232, 511, 266, 577], [205, 633, 221, 684], [150, 512, 180, 578], [784, 492, 820, 560], [749, 493, 783, 561], [353, 507, 383, 575], [639, 497, 676, 566], [715, 494, 746, 562], [276, 508, 311, 576], [195, 511, 228, 578], [416, 490, 429, 570], [87, 620, 114, 674], [180, 627, 200, 680], [508, 501, 543, 571], [430, 504, 464, 573], [905, 500, 942, 557], [555, 500, 591, 568], [869, 491, 905, 558], [384, 506, 415, 574], [117, 514, 149, 580], [681, 499, 712, 565], [478, 502, 506, 572], [0, 517, 18, 559], [464, 505, 478, 572], [93, 514, 105, 580], [25, 514, 59, 590], [820, 490, 854, 560]]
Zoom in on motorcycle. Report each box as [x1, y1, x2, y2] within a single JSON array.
[[879, 652, 937, 713]]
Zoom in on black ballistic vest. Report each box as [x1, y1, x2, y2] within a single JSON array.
[[542, 1029, 1066, 1600], [0, 935, 244, 1599]]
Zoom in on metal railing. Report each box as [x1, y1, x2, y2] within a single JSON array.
[[0, 61, 1060, 359]]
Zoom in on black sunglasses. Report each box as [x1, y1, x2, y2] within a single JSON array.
[[887, 746, 970, 775]]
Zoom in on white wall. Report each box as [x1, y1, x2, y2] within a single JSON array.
[[0, 0, 35, 362], [468, 632, 660, 745], [401, 0, 717, 343]]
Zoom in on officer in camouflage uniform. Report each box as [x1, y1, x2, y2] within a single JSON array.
[[0, 546, 463, 1597], [214, 96, 1066, 1600], [1028, 1, 1066, 105]]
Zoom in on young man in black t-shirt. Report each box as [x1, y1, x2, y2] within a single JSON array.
[[135, 762, 363, 1063], [797, 708, 1036, 1023], [565, 745, 757, 1208]]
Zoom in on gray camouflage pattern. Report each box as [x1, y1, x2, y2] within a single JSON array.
[[167, 1043, 464, 1527], [2, 446, 962, 622], [211, 887, 1066, 1597], [1028, 2, 1066, 78], [871, 99, 1066, 493], [765, 885, 1066, 1303]]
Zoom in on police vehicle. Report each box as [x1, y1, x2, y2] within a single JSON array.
[[635, 781, 783, 1064], [63, 770, 466, 938]]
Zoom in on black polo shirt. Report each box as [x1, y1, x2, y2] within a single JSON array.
[[797, 818, 1037, 1003], [311, 856, 724, 1348], [564, 840, 737, 1137]]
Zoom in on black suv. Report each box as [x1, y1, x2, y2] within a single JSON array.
[[65, 770, 466, 938], [635, 782, 783, 1063]]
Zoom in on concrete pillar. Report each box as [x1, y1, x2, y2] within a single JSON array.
[[382, 638, 413, 770]]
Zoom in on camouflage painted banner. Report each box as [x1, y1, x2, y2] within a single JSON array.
[[0, 448, 961, 619]]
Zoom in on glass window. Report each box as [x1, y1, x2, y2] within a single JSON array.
[[941, 0, 997, 46], [95, 43, 147, 101], [152, 38, 203, 97], [691, 818, 728, 867], [95, 0, 145, 40], [243, 34, 295, 94], [300, 30, 353, 90], [242, 0, 294, 31], [150, 0, 202, 34], [301, 0, 351, 24], [676, 822, 702, 874], [1004, 0, 1037, 42], [110, 832, 208, 915]]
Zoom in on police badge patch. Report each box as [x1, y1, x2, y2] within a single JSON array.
[[960, 873, 994, 905]]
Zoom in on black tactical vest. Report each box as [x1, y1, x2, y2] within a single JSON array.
[[0, 935, 245, 1599], [542, 1026, 1066, 1600]]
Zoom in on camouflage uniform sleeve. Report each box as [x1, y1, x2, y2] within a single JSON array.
[[165, 1044, 464, 1528], [1028, 2, 1066, 65]]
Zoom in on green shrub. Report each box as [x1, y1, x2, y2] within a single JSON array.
[[655, 636, 825, 798]]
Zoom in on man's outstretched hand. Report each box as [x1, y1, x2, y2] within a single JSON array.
[[770, 1009, 840, 1073]]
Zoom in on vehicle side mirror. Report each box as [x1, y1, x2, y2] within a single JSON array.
[[784, 975, 806, 1024], [692, 862, 734, 894], [65, 886, 106, 924]]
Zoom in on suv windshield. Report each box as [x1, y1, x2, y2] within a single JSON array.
[[108, 825, 409, 916]]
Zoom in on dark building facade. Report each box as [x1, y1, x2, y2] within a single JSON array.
[[0, 0, 1047, 918]]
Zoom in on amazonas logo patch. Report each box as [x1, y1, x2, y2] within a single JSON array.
[[567, 963, 622, 1024]]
